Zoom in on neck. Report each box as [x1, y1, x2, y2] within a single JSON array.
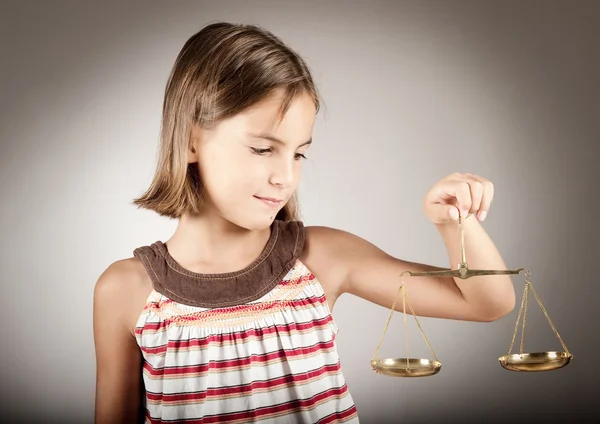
[[164, 210, 272, 274]]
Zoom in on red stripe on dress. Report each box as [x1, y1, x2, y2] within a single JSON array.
[[317, 405, 359, 423], [173, 295, 327, 323], [138, 294, 328, 334], [140, 315, 334, 355], [278, 273, 315, 286], [146, 361, 341, 403], [145, 384, 353, 423], [142, 339, 335, 377]]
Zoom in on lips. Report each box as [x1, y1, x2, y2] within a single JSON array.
[[254, 195, 284, 207], [256, 196, 283, 202]]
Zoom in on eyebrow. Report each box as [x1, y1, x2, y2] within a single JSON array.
[[247, 132, 312, 148]]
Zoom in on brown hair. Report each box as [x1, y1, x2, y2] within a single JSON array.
[[132, 22, 320, 220]]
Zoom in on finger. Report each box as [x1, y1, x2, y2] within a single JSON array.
[[465, 177, 484, 217], [464, 174, 494, 220], [447, 204, 460, 220], [477, 180, 494, 221], [442, 180, 472, 218]]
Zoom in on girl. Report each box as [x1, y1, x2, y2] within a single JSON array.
[[93, 22, 515, 424]]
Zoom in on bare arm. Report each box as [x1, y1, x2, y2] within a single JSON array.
[[93, 261, 146, 424], [306, 224, 514, 322]]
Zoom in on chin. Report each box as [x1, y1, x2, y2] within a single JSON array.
[[223, 212, 279, 232]]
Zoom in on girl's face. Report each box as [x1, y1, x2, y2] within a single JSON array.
[[191, 90, 316, 230]]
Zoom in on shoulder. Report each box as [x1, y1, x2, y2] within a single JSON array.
[[94, 257, 153, 335], [303, 225, 381, 258], [95, 257, 150, 295], [300, 225, 384, 293], [303, 225, 358, 256]]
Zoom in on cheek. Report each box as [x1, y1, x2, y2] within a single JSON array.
[[198, 151, 264, 198]]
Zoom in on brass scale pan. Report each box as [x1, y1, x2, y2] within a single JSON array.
[[371, 214, 572, 377]]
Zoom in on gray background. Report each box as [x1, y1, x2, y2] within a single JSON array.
[[1, 0, 598, 422]]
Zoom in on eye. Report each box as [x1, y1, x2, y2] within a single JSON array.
[[250, 147, 272, 155], [295, 153, 307, 160]]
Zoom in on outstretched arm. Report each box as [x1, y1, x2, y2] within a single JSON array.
[[310, 172, 515, 322], [311, 223, 513, 322]]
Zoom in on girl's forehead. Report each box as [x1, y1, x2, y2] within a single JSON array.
[[243, 95, 316, 132], [213, 94, 315, 145]]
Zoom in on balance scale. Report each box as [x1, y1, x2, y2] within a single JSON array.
[[371, 214, 572, 377]]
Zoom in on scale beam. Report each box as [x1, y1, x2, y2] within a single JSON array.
[[402, 267, 525, 279]]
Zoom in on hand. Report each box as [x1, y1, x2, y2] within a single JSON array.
[[422, 172, 494, 225]]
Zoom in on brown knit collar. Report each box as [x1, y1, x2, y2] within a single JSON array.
[[133, 220, 305, 308]]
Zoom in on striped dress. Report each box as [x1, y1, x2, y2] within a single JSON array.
[[133, 220, 359, 423]]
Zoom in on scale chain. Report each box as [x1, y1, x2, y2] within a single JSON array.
[[372, 276, 439, 366], [521, 283, 528, 354], [403, 285, 409, 367], [507, 271, 570, 356]]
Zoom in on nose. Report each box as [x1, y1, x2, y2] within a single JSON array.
[[269, 156, 296, 188]]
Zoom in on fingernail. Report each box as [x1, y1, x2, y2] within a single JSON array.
[[461, 210, 468, 218], [479, 211, 487, 221]]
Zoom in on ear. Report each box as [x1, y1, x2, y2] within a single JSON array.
[[187, 143, 198, 164], [187, 124, 200, 164]]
